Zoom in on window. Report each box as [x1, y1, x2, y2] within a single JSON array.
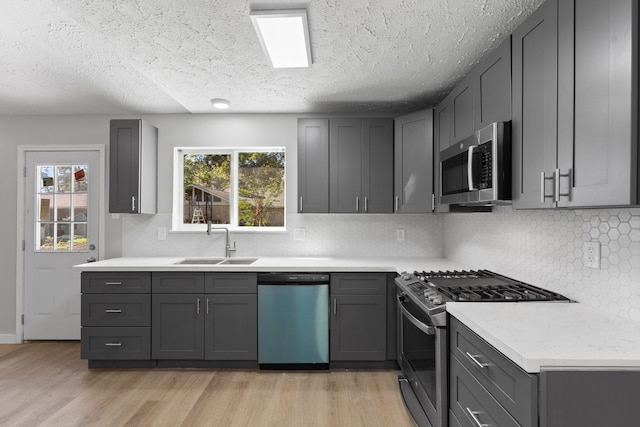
[[173, 148, 285, 231], [35, 164, 89, 251]]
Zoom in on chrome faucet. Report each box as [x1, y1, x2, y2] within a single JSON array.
[[207, 221, 236, 257]]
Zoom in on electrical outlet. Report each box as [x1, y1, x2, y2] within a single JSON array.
[[583, 241, 600, 269], [157, 227, 167, 241], [396, 229, 405, 242], [293, 228, 306, 241]]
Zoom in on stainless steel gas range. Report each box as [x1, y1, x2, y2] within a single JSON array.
[[395, 270, 570, 427]]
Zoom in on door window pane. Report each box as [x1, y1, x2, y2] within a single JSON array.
[[35, 164, 89, 251]]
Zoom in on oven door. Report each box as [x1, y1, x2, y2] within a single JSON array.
[[397, 294, 447, 427]]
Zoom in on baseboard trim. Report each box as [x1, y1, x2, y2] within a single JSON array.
[[0, 334, 19, 344]]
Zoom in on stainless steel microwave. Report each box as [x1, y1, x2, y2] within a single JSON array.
[[439, 122, 511, 206]]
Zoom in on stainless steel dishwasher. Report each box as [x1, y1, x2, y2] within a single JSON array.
[[257, 273, 329, 369]]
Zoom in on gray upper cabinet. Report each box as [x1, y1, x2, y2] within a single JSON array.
[[362, 119, 394, 213], [394, 109, 434, 213], [297, 119, 329, 213], [329, 119, 362, 213], [329, 118, 394, 213], [556, 0, 638, 207], [109, 119, 157, 214], [512, 0, 559, 209], [450, 74, 476, 144], [513, 0, 639, 209], [475, 36, 512, 128]]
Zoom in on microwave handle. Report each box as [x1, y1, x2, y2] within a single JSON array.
[[397, 295, 435, 335], [467, 145, 479, 190]]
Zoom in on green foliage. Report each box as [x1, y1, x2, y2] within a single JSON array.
[[183, 154, 231, 190]]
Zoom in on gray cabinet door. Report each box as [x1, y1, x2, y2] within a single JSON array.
[[451, 74, 476, 143], [362, 119, 394, 213], [204, 294, 257, 360], [330, 294, 386, 361], [152, 294, 204, 359], [512, 0, 558, 209], [434, 100, 451, 212], [297, 119, 329, 213], [329, 119, 362, 213], [475, 36, 512, 128], [557, 0, 637, 207], [109, 119, 140, 214], [394, 110, 434, 213]]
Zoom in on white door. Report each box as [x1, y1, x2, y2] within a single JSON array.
[[24, 150, 100, 340]]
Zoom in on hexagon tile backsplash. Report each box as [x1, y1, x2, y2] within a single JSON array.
[[444, 206, 640, 322]]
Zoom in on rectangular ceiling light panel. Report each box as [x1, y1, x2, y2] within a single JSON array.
[[250, 9, 312, 68]]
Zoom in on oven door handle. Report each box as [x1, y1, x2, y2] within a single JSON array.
[[397, 296, 436, 335]]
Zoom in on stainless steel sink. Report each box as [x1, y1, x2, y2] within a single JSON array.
[[175, 257, 258, 265], [218, 257, 258, 265], [175, 258, 226, 265]]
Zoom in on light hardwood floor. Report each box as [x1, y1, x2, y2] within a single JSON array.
[[0, 342, 415, 427]]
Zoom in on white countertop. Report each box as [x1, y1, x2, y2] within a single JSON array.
[[447, 302, 640, 373], [73, 256, 469, 274]]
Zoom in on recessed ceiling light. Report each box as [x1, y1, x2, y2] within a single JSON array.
[[210, 98, 230, 109], [250, 9, 312, 68]]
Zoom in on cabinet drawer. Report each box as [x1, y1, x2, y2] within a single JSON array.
[[81, 272, 151, 294], [450, 316, 537, 427], [330, 273, 386, 295], [152, 272, 205, 293], [450, 355, 520, 427], [205, 273, 257, 294], [81, 327, 150, 360], [82, 294, 150, 327]]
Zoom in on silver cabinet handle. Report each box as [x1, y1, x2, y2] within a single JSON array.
[[466, 408, 490, 427], [105, 342, 122, 347], [105, 282, 122, 286], [364, 197, 368, 213], [465, 351, 488, 369], [467, 145, 478, 190], [555, 168, 571, 202], [540, 171, 555, 204], [299, 196, 303, 213], [206, 298, 210, 315], [355, 196, 360, 212], [105, 309, 122, 314], [196, 298, 201, 315], [395, 196, 400, 212], [397, 296, 435, 335], [431, 193, 435, 212], [131, 196, 136, 212], [333, 298, 337, 316]]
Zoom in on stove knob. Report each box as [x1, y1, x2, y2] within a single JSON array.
[[432, 296, 443, 305], [402, 274, 412, 280]]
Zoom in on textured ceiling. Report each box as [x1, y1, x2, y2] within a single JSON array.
[[0, 0, 545, 115]]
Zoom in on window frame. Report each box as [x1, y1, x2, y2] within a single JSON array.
[[172, 146, 286, 232]]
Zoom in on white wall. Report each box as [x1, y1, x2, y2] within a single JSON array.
[[444, 206, 640, 322], [0, 113, 444, 337]]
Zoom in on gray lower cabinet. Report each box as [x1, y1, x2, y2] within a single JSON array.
[[80, 272, 152, 360], [109, 119, 157, 214], [330, 273, 386, 361], [298, 119, 329, 213], [394, 109, 434, 213], [450, 315, 640, 427], [450, 317, 537, 427], [513, 0, 640, 209], [151, 272, 258, 361]]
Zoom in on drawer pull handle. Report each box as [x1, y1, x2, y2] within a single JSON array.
[[105, 282, 123, 286], [105, 342, 122, 347], [465, 351, 488, 369], [466, 407, 490, 427], [105, 309, 122, 314]]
